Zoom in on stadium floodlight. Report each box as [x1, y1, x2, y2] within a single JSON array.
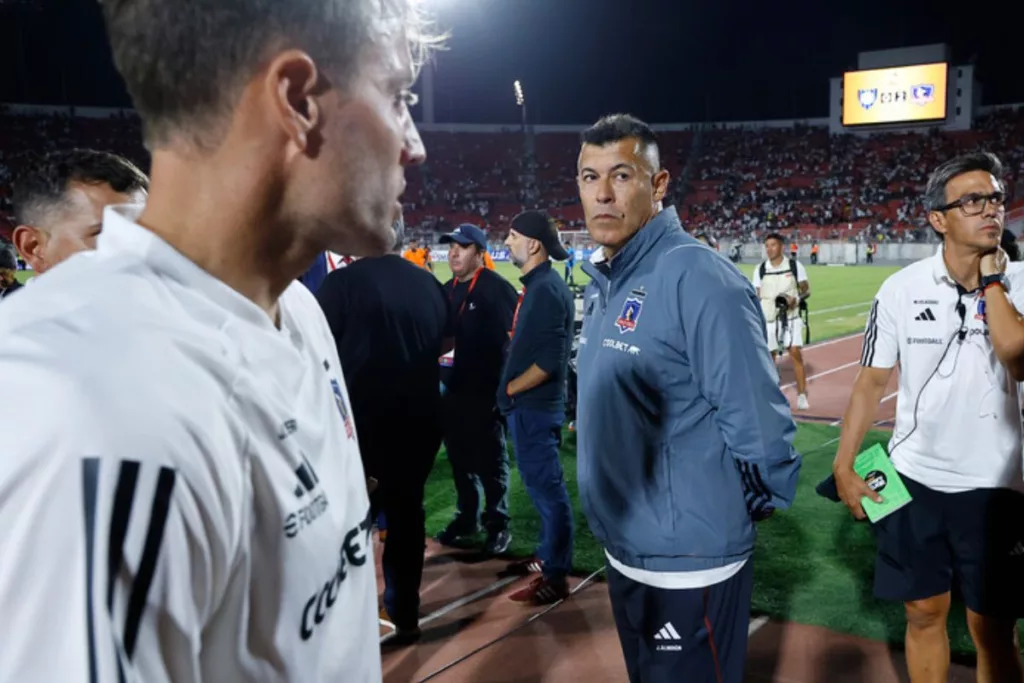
[[514, 80, 525, 107]]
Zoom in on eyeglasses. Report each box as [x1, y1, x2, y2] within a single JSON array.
[[936, 191, 1006, 216]]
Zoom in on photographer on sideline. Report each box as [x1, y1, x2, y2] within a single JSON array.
[[753, 232, 811, 410]]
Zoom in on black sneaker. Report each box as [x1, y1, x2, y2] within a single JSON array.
[[380, 608, 421, 646], [484, 528, 511, 555], [434, 521, 480, 547]]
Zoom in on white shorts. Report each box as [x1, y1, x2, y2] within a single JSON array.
[[766, 315, 804, 351]]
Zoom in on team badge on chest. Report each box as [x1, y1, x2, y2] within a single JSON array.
[[615, 288, 646, 334], [330, 378, 356, 439]]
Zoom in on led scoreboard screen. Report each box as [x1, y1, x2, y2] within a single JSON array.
[[842, 62, 948, 127]]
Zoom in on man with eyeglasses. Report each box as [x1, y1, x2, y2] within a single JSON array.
[[833, 151, 1024, 682]]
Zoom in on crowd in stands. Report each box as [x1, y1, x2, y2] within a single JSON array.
[[684, 109, 1024, 243], [2, 105, 1023, 246]]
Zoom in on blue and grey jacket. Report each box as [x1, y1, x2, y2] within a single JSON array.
[[577, 207, 801, 573]]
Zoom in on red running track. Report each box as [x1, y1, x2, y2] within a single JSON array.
[[774, 333, 899, 428]]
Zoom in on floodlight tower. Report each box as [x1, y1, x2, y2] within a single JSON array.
[[514, 79, 526, 131]]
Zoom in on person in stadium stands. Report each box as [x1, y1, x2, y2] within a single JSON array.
[[11, 149, 148, 275], [315, 214, 448, 645], [498, 210, 575, 605], [0, 243, 22, 299], [574, 114, 800, 683], [0, 1, 437, 681], [753, 232, 812, 410], [403, 236, 433, 271], [833, 151, 1024, 683], [435, 223, 518, 554]]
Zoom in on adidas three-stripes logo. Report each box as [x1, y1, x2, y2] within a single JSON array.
[[915, 308, 936, 322], [653, 622, 682, 641]]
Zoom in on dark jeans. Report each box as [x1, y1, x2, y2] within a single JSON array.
[[365, 423, 441, 631], [442, 391, 510, 533], [508, 407, 574, 579]]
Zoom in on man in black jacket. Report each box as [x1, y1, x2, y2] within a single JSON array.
[[499, 210, 575, 605], [315, 216, 450, 644], [435, 224, 519, 556]]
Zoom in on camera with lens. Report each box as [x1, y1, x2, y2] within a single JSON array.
[[774, 295, 789, 312]]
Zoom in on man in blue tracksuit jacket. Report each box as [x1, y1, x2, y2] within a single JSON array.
[[574, 114, 801, 683]]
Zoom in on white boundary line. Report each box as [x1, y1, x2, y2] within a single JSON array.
[[828, 390, 898, 427], [801, 331, 863, 350], [780, 360, 859, 391], [808, 301, 872, 317], [748, 615, 770, 636], [380, 575, 520, 645]]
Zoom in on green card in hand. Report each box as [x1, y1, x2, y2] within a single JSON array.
[[853, 443, 913, 523]]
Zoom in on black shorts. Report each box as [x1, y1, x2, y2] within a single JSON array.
[[873, 473, 1024, 618]]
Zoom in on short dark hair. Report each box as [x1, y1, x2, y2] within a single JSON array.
[[924, 151, 1004, 212], [581, 113, 661, 170], [764, 232, 784, 244], [99, 0, 443, 149], [12, 149, 149, 226]]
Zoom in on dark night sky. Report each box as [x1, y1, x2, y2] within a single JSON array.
[[1, 0, 1020, 125]]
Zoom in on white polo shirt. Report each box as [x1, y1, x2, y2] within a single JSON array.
[[862, 246, 1024, 493], [0, 206, 381, 682]]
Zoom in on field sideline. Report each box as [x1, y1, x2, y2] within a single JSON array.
[[433, 260, 900, 341]]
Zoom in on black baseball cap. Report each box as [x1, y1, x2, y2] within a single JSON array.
[[509, 210, 570, 261]]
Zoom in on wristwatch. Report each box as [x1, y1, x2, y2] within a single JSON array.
[[980, 273, 1010, 294]]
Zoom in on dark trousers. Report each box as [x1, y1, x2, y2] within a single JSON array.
[[508, 407, 574, 579], [606, 560, 754, 683], [442, 391, 510, 533], [365, 425, 441, 631]]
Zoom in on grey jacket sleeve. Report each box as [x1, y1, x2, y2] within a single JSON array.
[[679, 260, 802, 515]]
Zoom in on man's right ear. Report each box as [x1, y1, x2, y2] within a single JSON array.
[[12, 225, 46, 273]]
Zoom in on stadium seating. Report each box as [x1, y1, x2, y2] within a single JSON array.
[[1, 107, 1022, 244]]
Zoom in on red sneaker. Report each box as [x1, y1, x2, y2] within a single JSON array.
[[508, 576, 569, 605]]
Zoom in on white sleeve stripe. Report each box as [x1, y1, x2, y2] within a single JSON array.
[[122, 466, 177, 661], [82, 458, 101, 683]]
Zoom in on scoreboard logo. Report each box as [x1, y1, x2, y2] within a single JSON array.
[[843, 63, 947, 127], [858, 89, 878, 109], [859, 84, 934, 111], [911, 84, 935, 105]]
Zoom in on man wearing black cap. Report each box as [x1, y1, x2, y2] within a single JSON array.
[[499, 210, 576, 605], [0, 243, 23, 300], [435, 223, 520, 555]]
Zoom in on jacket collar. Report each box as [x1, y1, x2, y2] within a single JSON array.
[[520, 260, 552, 286], [582, 206, 684, 287]]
